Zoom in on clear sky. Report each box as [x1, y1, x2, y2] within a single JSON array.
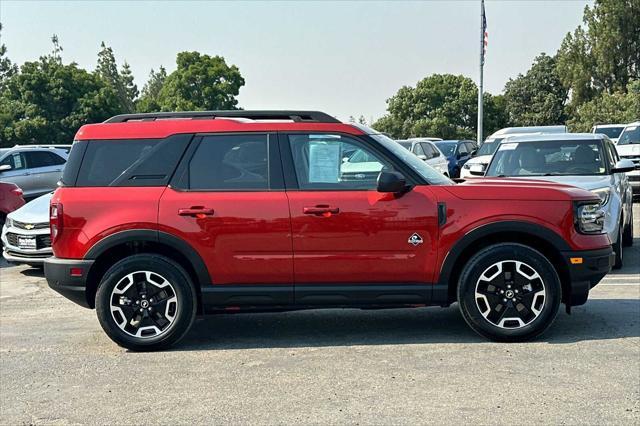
[[1, 0, 591, 122]]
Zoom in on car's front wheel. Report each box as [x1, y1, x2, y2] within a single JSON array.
[[457, 243, 561, 342], [622, 208, 633, 247], [613, 222, 624, 269], [95, 254, 197, 351]]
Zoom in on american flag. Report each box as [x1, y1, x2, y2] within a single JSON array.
[[481, 0, 488, 65]]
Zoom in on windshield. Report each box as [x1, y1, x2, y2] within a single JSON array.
[[594, 126, 625, 139], [434, 142, 456, 157], [618, 125, 640, 145], [485, 139, 607, 177], [477, 138, 503, 156], [370, 134, 453, 185], [396, 140, 412, 150], [0, 148, 9, 159]]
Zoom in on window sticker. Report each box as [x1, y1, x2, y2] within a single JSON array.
[[499, 143, 518, 151], [13, 154, 23, 168], [627, 126, 637, 131], [308, 142, 341, 183]]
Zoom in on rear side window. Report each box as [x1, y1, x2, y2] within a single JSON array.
[[186, 134, 269, 190], [25, 151, 66, 168], [74, 135, 191, 187]]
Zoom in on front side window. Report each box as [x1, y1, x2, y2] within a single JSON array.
[[0, 153, 25, 170], [477, 138, 503, 156], [412, 143, 425, 157], [486, 140, 607, 177], [458, 143, 469, 155], [618, 125, 640, 145], [434, 142, 456, 157], [289, 134, 393, 190], [188, 134, 269, 190]]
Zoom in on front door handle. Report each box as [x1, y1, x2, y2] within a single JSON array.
[[178, 207, 215, 218], [303, 205, 340, 216]]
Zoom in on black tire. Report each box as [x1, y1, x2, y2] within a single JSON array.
[[95, 254, 197, 351], [457, 243, 562, 342], [613, 223, 623, 269], [622, 208, 633, 247]]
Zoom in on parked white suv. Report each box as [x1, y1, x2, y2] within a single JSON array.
[[461, 126, 568, 179], [615, 121, 640, 197], [484, 133, 634, 268], [592, 123, 627, 144], [396, 139, 450, 176]]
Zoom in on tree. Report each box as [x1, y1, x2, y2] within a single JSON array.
[[372, 74, 507, 141], [0, 37, 121, 146], [557, 0, 640, 107], [137, 66, 167, 112], [156, 52, 244, 111], [96, 42, 137, 113], [0, 23, 18, 91], [568, 80, 640, 132], [503, 53, 568, 126]]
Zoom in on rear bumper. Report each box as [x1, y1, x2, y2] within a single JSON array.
[[44, 257, 94, 308], [562, 246, 614, 306]]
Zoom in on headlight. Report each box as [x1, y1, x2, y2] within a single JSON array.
[[4, 218, 12, 228], [591, 187, 611, 205], [574, 202, 605, 234]]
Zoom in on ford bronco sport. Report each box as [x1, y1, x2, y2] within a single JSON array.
[[44, 111, 614, 351]]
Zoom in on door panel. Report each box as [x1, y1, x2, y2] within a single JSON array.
[[287, 188, 439, 283]]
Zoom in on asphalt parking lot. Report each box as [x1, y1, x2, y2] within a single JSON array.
[[1, 207, 638, 425]]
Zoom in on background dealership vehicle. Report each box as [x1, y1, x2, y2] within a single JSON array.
[[484, 133, 634, 268], [2, 192, 53, 266], [396, 139, 450, 176], [615, 122, 640, 197], [460, 126, 568, 179], [592, 123, 627, 144], [433, 140, 477, 178], [0, 181, 25, 231], [45, 110, 612, 351], [0, 146, 69, 200]]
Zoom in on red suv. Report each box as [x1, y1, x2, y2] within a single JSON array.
[[44, 111, 614, 351]]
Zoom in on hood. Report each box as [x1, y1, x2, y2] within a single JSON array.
[[447, 178, 599, 201], [616, 144, 640, 156], [7, 192, 53, 223], [486, 175, 612, 192], [465, 155, 492, 165]]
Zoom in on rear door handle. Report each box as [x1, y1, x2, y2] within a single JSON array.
[[178, 207, 215, 217], [303, 205, 340, 216]]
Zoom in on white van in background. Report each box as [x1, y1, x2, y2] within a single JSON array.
[[460, 125, 568, 178], [592, 124, 627, 144]]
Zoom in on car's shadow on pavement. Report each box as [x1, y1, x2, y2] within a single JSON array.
[[175, 298, 640, 351]]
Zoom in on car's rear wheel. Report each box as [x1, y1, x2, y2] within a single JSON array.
[[622, 208, 633, 247], [457, 243, 561, 342], [95, 254, 197, 351], [613, 222, 624, 269]]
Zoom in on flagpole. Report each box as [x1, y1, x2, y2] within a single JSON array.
[[477, 0, 484, 144]]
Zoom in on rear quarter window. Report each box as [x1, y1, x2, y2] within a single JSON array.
[[73, 135, 192, 187]]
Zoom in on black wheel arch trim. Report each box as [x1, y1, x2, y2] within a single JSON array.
[[436, 221, 571, 291], [83, 229, 210, 286]]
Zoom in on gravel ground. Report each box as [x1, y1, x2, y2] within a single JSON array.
[[0, 206, 638, 425]]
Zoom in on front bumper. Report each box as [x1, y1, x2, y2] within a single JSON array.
[[562, 246, 614, 306], [1, 225, 52, 265], [44, 257, 95, 308]]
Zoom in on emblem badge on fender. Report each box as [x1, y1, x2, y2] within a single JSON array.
[[408, 233, 424, 246]]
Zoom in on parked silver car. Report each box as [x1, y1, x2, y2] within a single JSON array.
[[1, 192, 53, 266], [396, 139, 450, 176], [484, 133, 635, 268], [0, 146, 69, 200]]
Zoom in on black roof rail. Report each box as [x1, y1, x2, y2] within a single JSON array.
[[104, 110, 341, 124]]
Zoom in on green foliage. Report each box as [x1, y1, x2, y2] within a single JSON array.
[[137, 66, 167, 113], [96, 42, 137, 113], [557, 0, 640, 107], [0, 37, 121, 147], [373, 74, 506, 140], [0, 23, 18, 91], [568, 80, 640, 132], [503, 53, 568, 126], [156, 52, 245, 111]]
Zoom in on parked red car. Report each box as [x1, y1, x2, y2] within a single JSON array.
[[44, 111, 613, 351], [0, 181, 25, 229]]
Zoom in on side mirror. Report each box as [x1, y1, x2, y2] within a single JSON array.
[[416, 154, 427, 161], [611, 159, 635, 174], [377, 170, 408, 193], [468, 164, 485, 176], [0, 164, 11, 172]]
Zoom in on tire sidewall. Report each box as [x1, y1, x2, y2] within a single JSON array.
[[95, 254, 197, 351], [457, 243, 561, 341]]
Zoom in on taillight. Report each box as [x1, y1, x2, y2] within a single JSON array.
[[11, 187, 23, 197], [50, 203, 63, 243]]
